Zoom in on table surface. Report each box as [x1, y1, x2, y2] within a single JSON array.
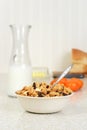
[[0, 73, 87, 130]]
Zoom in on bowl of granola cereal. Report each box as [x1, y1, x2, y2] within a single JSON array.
[[16, 82, 73, 113]]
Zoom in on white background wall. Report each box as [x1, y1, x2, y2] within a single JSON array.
[[0, 0, 87, 73]]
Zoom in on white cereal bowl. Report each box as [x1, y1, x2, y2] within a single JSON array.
[[17, 93, 73, 114]]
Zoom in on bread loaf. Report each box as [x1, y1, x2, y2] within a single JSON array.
[[70, 48, 87, 74]]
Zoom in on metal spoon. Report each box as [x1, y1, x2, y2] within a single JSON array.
[[52, 64, 73, 88]]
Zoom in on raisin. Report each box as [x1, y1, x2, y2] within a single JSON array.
[[37, 91, 45, 97], [27, 92, 30, 96], [46, 85, 49, 88], [47, 91, 50, 94], [63, 93, 67, 96], [32, 82, 36, 89]]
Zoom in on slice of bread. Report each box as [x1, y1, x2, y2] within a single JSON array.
[[70, 48, 87, 74], [72, 48, 87, 64], [70, 63, 87, 74]]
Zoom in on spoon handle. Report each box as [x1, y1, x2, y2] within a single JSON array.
[[52, 64, 73, 87]]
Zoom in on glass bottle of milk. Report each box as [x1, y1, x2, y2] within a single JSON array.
[[8, 25, 32, 97]]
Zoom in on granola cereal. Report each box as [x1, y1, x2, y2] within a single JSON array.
[[16, 82, 72, 97]]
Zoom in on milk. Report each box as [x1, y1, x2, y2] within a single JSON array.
[[8, 65, 32, 97]]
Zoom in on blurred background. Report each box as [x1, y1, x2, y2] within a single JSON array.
[[0, 0, 87, 73]]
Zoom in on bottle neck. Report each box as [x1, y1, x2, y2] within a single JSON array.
[[10, 25, 31, 66]]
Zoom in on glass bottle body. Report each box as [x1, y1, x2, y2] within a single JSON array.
[[8, 25, 32, 97]]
